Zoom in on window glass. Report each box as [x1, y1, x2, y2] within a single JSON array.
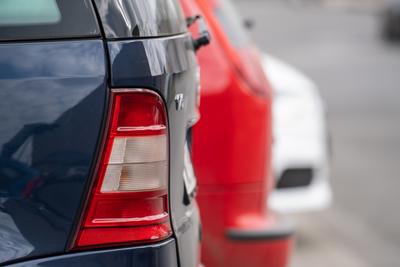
[[0, 0, 100, 41], [0, 0, 61, 26]]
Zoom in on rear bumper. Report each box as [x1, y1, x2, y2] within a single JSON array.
[[226, 219, 293, 241], [270, 176, 332, 214], [7, 239, 178, 267], [222, 216, 294, 267], [272, 136, 332, 213]]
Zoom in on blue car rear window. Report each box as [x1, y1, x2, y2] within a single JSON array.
[[0, 0, 100, 41], [0, 0, 61, 26]]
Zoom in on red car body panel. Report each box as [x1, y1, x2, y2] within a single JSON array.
[[181, 0, 293, 266]]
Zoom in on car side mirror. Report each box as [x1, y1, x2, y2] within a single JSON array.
[[186, 15, 211, 51]]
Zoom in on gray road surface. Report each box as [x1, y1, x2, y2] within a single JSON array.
[[233, 1, 400, 266]]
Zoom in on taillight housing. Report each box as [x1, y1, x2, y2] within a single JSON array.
[[72, 89, 171, 249]]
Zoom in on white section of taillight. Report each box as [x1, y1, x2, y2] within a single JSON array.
[[108, 135, 167, 164], [101, 134, 168, 193], [101, 162, 167, 192]]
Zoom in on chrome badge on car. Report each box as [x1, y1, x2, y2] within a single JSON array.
[[175, 93, 184, 111]]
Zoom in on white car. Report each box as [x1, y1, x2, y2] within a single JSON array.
[[262, 54, 333, 213]]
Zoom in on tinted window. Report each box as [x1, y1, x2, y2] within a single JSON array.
[[94, 0, 187, 39], [0, 0, 61, 25], [0, 0, 100, 41]]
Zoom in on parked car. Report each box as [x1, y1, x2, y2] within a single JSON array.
[[0, 0, 204, 266], [181, 0, 293, 266], [262, 54, 333, 214], [382, 0, 400, 40]]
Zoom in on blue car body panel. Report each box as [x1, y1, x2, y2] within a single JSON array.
[[0, 40, 107, 264], [107, 34, 200, 267], [0, 1, 200, 266], [7, 239, 178, 267]]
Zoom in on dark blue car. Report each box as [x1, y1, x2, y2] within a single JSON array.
[[0, 0, 202, 266]]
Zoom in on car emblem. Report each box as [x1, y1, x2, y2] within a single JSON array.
[[175, 94, 184, 111]]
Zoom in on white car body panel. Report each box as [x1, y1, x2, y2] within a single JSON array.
[[263, 54, 333, 213]]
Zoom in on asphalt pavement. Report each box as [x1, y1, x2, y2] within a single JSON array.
[[233, 0, 400, 266]]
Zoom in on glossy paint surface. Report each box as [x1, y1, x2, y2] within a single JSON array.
[[93, 0, 186, 39], [182, 0, 293, 266], [1, 3, 201, 266], [8, 239, 178, 267], [0, 40, 107, 264], [107, 34, 201, 267]]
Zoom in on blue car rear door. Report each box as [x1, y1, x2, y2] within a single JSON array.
[[0, 0, 108, 264]]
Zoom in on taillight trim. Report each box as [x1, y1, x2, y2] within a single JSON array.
[[69, 88, 172, 251]]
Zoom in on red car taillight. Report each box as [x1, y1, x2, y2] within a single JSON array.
[[72, 89, 171, 249]]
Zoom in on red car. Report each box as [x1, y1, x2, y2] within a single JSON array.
[[182, 0, 294, 266]]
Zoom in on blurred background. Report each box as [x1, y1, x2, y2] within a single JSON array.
[[232, 0, 400, 266]]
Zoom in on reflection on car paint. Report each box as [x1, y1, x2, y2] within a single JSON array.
[[0, 212, 34, 260], [94, 0, 186, 38], [108, 34, 195, 82], [0, 40, 106, 263]]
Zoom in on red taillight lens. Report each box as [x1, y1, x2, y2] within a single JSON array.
[[72, 89, 171, 249]]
